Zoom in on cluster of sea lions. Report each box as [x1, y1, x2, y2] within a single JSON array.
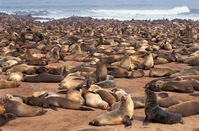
[[0, 13, 199, 130]]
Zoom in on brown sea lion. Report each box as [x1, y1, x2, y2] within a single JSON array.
[[143, 89, 183, 125], [83, 91, 109, 110], [2, 99, 47, 117], [108, 66, 129, 78], [59, 72, 85, 89], [32, 91, 60, 98], [149, 68, 178, 77], [0, 79, 20, 89], [119, 54, 131, 70], [3, 94, 23, 103], [89, 94, 134, 127], [24, 72, 64, 83], [158, 93, 199, 108], [94, 89, 118, 106], [7, 72, 24, 82], [95, 61, 107, 82], [166, 100, 199, 117], [64, 89, 85, 105], [0, 113, 16, 127], [154, 79, 198, 93], [142, 52, 154, 70], [131, 69, 145, 78], [5, 64, 36, 75], [43, 97, 93, 111]]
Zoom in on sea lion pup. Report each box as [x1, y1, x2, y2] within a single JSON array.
[[0, 113, 16, 127], [7, 72, 24, 82], [166, 100, 199, 117], [143, 89, 183, 125], [89, 94, 134, 127], [149, 68, 178, 77], [0, 79, 20, 89], [2, 99, 47, 117], [95, 79, 116, 88], [95, 61, 107, 82], [141, 52, 154, 70], [130, 69, 145, 78], [158, 93, 199, 108], [23, 72, 64, 83], [174, 75, 199, 81], [154, 79, 198, 93]]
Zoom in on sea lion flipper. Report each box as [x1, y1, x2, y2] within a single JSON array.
[[80, 106, 95, 111], [49, 105, 58, 111], [142, 117, 150, 126], [123, 116, 132, 128]]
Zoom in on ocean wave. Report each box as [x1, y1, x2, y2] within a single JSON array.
[[14, 10, 50, 16], [89, 6, 190, 16]]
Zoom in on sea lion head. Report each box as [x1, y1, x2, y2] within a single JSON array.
[[145, 89, 156, 99], [155, 80, 164, 88], [5, 113, 17, 120]]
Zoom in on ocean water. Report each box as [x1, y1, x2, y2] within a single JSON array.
[[0, 0, 199, 21]]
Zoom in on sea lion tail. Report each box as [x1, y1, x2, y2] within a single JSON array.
[[80, 106, 94, 111]]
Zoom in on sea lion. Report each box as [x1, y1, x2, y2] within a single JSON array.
[[95, 80, 116, 88], [142, 52, 154, 70], [158, 93, 199, 108], [32, 91, 60, 98], [166, 100, 199, 117], [108, 66, 129, 78], [43, 97, 93, 111], [149, 68, 178, 77], [83, 91, 109, 110], [59, 72, 85, 89], [0, 113, 16, 127], [24, 72, 64, 83], [89, 94, 134, 127], [95, 61, 107, 82], [7, 72, 24, 82], [154, 79, 198, 93], [3, 94, 23, 103], [94, 89, 118, 106], [130, 69, 145, 78], [119, 54, 131, 70], [0, 79, 20, 89], [2, 99, 47, 117], [143, 89, 183, 125], [64, 89, 85, 105]]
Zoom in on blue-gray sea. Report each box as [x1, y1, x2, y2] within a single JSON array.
[[0, 0, 199, 21]]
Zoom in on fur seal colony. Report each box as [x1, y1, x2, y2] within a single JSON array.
[[0, 13, 199, 130]]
